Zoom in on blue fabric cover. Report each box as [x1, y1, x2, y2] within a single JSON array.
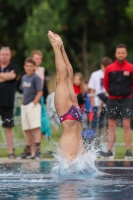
[[40, 97, 52, 137]]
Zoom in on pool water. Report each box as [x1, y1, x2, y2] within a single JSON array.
[[0, 160, 133, 200]]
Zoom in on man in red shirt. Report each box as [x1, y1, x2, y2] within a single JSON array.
[[104, 44, 133, 159]]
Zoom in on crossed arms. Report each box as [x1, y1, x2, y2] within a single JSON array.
[[0, 70, 16, 82]]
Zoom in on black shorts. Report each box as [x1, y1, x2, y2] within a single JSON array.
[[0, 107, 14, 128], [106, 98, 132, 119]]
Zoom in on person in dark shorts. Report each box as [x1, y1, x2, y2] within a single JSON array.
[[104, 44, 133, 159], [0, 47, 18, 158], [88, 57, 112, 151]]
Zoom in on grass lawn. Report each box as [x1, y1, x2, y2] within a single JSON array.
[[0, 124, 62, 158], [0, 124, 133, 159], [114, 127, 133, 159]]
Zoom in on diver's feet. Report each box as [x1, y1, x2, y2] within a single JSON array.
[[125, 149, 133, 160], [47, 30, 63, 48]]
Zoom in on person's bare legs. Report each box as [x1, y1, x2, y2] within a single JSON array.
[[25, 130, 32, 146], [61, 46, 78, 105], [24, 129, 32, 153], [48, 31, 72, 116], [5, 128, 14, 155], [25, 128, 41, 156], [32, 127, 41, 156], [61, 46, 83, 147], [33, 128, 41, 144], [48, 31, 83, 160], [122, 118, 131, 150], [107, 119, 117, 151]]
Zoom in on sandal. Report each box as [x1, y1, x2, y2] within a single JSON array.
[[8, 153, 15, 159]]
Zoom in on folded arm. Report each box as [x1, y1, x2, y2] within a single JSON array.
[[0, 77, 5, 82], [0, 70, 16, 81]]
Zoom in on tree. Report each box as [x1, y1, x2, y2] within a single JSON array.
[[1, 0, 133, 77], [24, 1, 62, 71], [48, 0, 133, 78], [126, 0, 133, 21], [0, 0, 40, 66]]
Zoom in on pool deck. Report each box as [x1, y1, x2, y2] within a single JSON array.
[[0, 157, 55, 163], [0, 157, 133, 163]]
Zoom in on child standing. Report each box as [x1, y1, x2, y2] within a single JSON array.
[[73, 72, 84, 109], [19, 58, 42, 159]]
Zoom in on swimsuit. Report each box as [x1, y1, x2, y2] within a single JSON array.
[[59, 105, 83, 123]]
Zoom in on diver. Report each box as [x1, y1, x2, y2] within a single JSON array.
[[47, 31, 84, 161]]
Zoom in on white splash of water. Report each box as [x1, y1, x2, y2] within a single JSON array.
[[48, 138, 102, 176]]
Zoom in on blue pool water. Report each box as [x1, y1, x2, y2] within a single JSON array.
[[0, 160, 133, 200]]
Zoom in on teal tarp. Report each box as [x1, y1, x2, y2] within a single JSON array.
[[40, 97, 52, 137]]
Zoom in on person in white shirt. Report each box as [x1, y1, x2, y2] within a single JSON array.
[[88, 57, 112, 140]]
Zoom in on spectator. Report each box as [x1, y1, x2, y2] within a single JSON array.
[[46, 92, 60, 130], [16, 50, 49, 100], [73, 72, 84, 94], [16, 51, 51, 157], [30, 50, 49, 102], [88, 57, 112, 136], [31, 50, 51, 138], [19, 58, 42, 159], [82, 80, 93, 131], [0, 47, 18, 158], [73, 76, 95, 139], [104, 44, 133, 159], [30, 50, 44, 85], [73, 72, 84, 108]]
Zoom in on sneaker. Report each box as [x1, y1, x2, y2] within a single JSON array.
[[103, 150, 114, 160], [35, 151, 42, 160], [31, 151, 42, 160], [17, 146, 31, 159], [125, 150, 133, 160], [96, 150, 105, 157]]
